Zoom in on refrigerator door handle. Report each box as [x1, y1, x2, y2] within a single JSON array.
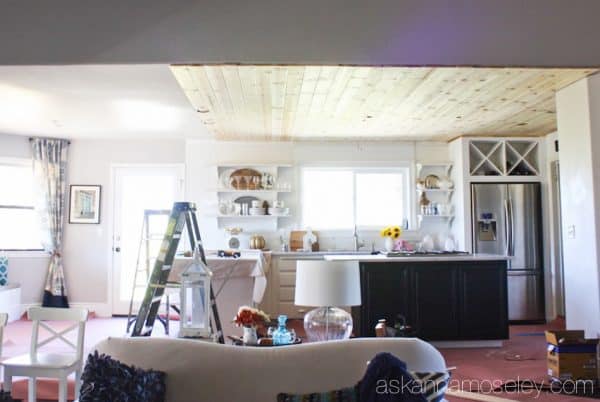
[[503, 199, 510, 256], [509, 198, 515, 256]]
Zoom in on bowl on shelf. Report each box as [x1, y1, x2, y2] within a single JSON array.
[[268, 207, 289, 216], [249, 207, 266, 216]]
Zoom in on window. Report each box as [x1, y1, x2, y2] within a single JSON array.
[[0, 159, 44, 250], [301, 166, 411, 230]]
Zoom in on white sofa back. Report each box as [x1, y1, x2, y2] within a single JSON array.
[[93, 337, 446, 402]]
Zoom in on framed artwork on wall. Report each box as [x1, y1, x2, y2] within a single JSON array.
[[69, 185, 101, 224]]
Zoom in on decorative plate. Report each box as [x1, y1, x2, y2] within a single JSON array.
[[424, 174, 440, 189], [230, 168, 262, 190]]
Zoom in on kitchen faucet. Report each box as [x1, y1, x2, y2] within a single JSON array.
[[352, 225, 365, 251]]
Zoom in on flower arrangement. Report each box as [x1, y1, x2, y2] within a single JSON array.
[[233, 306, 270, 328], [380, 225, 402, 240]]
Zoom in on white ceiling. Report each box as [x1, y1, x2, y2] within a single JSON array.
[[0, 65, 210, 139]]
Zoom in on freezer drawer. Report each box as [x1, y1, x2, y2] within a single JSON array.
[[507, 271, 545, 322]]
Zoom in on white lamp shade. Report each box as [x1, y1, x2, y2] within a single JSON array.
[[294, 260, 361, 307]]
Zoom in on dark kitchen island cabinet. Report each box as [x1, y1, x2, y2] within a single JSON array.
[[352, 259, 508, 341]]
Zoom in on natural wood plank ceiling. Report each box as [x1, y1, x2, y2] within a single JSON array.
[[170, 65, 597, 141]]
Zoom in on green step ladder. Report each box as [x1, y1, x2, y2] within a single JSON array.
[[131, 202, 224, 343]]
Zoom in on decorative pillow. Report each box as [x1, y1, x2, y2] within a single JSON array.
[[277, 386, 359, 402], [358, 352, 450, 402], [79, 351, 166, 402], [408, 371, 450, 402], [0, 390, 18, 402]]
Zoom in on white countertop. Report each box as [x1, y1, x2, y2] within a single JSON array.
[[323, 253, 509, 262]]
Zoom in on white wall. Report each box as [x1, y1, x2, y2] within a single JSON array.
[[186, 139, 450, 251], [0, 134, 186, 315], [556, 76, 600, 337], [0, 133, 31, 157], [62, 139, 185, 314], [2, 1, 600, 67]]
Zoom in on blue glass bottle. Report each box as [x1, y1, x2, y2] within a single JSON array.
[[272, 314, 293, 345]]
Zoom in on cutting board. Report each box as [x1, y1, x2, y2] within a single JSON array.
[[290, 230, 319, 252]]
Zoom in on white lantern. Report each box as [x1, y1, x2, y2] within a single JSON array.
[[179, 246, 213, 338]]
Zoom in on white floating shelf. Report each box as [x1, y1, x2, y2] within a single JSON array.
[[212, 188, 292, 193], [416, 162, 453, 177], [418, 214, 454, 219], [416, 188, 454, 193], [216, 163, 293, 168], [417, 214, 455, 228], [216, 215, 292, 219]]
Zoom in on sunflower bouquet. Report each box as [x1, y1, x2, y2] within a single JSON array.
[[380, 225, 402, 239], [380, 226, 402, 252]]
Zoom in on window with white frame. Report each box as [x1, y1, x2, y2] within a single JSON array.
[[301, 166, 411, 230], [0, 159, 44, 250]]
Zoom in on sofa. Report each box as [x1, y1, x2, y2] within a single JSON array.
[[93, 337, 447, 402]]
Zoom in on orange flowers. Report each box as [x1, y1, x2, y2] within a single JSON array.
[[233, 306, 270, 328]]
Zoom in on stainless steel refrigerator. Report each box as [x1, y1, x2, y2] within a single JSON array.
[[471, 183, 545, 322]]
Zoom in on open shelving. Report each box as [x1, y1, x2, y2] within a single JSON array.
[[213, 164, 294, 229], [415, 162, 455, 230]]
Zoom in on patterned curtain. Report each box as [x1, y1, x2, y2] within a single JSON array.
[[31, 138, 70, 308]]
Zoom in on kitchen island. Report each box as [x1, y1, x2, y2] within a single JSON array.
[[324, 254, 509, 345]]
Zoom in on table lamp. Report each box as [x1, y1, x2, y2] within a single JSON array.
[[295, 260, 361, 341]]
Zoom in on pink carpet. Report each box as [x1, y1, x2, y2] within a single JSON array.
[[2, 316, 596, 401], [442, 318, 597, 402]]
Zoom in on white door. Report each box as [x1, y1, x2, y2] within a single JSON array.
[[111, 165, 184, 315]]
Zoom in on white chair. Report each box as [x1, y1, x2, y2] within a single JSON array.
[[0, 312, 7, 357], [1, 307, 88, 402]]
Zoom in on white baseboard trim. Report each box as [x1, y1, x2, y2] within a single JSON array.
[[20, 302, 112, 318], [431, 340, 503, 349]]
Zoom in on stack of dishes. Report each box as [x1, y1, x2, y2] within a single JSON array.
[[249, 207, 266, 216]]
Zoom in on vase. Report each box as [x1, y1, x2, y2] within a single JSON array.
[[242, 326, 258, 345], [272, 314, 293, 345], [384, 237, 395, 252]]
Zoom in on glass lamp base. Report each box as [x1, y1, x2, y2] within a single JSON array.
[[303, 306, 353, 342]]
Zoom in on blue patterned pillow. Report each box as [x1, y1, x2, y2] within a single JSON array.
[[277, 386, 359, 402], [0, 253, 8, 286]]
